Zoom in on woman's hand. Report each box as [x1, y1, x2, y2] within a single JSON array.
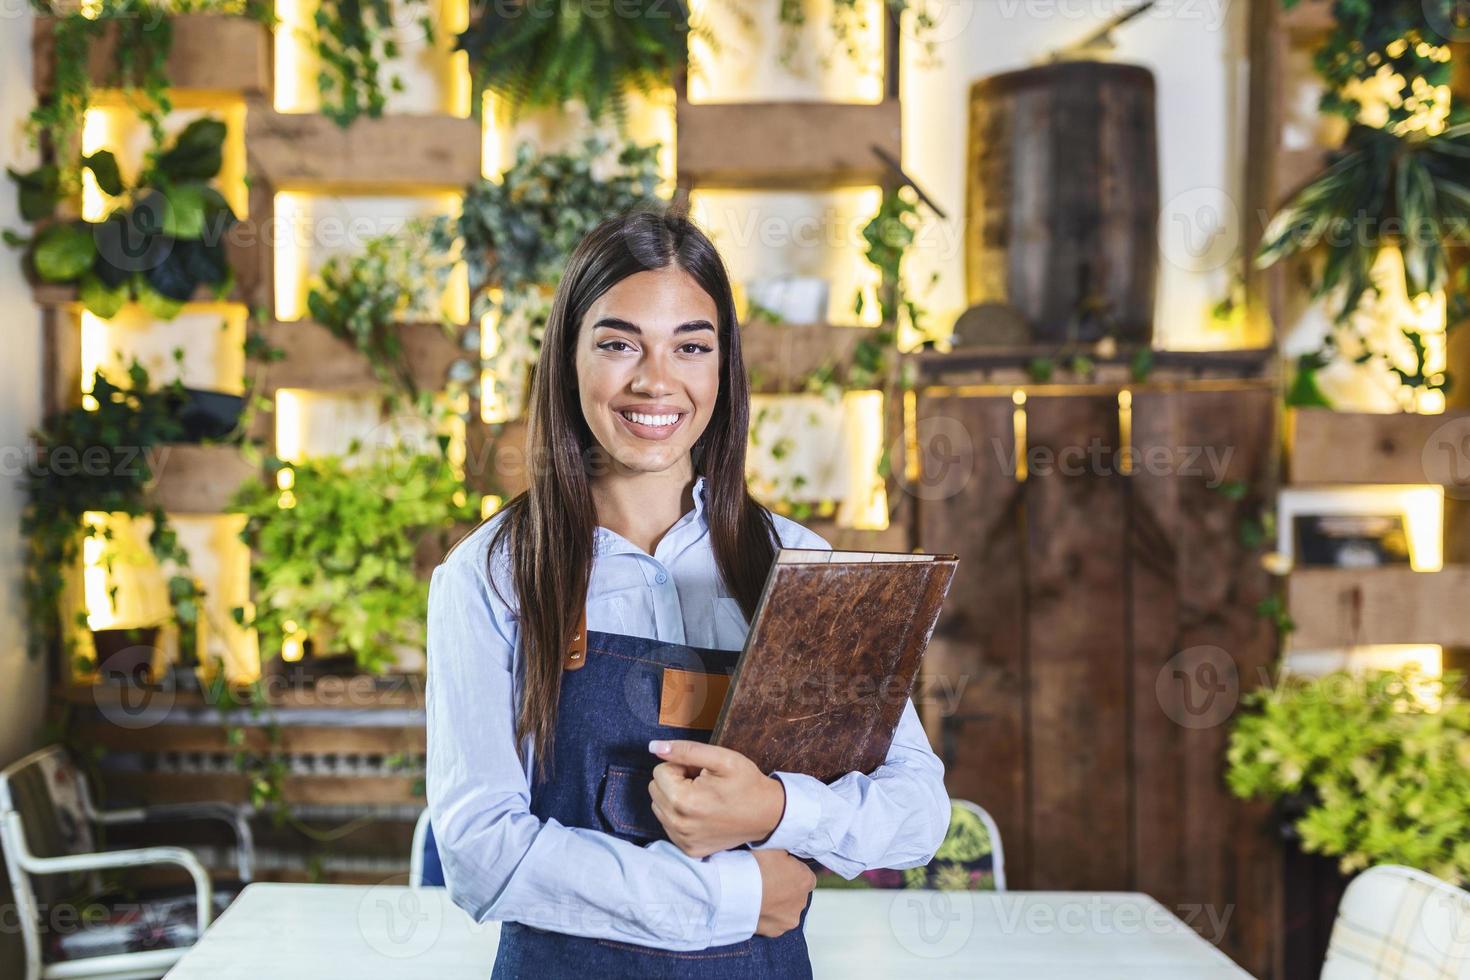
[[647, 739, 786, 858], [752, 849, 816, 937]]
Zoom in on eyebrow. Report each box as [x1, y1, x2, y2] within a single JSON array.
[[592, 316, 715, 335]]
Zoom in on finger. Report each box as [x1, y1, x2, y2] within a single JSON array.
[[648, 739, 739, 774], [650, 763, 693, 799]]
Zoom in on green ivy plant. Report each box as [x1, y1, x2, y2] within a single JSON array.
[[775, 0, 943, 72], [7, 117, 238, 319], [232, 442, 480, 675], [22, 360, 206, 672], [313, 0, 432, 127], [306, 218, 456, 401], [456, 0, 695, 126], [432, 135, 665, 418], [1227, 666, 1470, 883], [27, 0, 274, 193]]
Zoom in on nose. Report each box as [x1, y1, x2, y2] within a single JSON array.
[[630, 350, 674, 396]]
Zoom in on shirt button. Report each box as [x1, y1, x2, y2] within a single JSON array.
[[655, 572, 668, 584]]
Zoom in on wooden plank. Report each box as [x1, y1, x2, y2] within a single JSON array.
[[740, 320, 874, 393], [1289, 566, 1470, 648], [1280, 0, 1334, 43], [1137, 387, 1281, 979], [33, 15, 271, 95], [675, 100, 901, 188], [76, 722, 426, 755], [255, 320, 466, 395], [247, 109, 483, 189], [145, 444, 258, 513], [62, 677, 426, 709], [1023, 395, 1130, 890], [100, 771, 424, 806], [1289, 408, 1470, 489], [914, 393, 1029, 885], [912, 347, 1274, 384]]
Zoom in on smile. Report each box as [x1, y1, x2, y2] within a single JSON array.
[[615, 409, 686, 441]]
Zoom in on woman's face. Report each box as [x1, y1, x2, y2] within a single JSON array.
[[575, 264, 721, 478]]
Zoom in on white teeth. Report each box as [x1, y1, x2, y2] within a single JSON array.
[[621, 411, 680, 427]]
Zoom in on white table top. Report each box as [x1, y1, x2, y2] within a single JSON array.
[[164, 882, 1255, 979]]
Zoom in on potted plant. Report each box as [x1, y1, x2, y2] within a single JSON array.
[[305, 217, 462, 404], [1227, 665, 1470, 884], [456, 0, 693, 125], [1254, 2, 1470, 406], [232, 439, 480, 678], [23, 360, 208, 681], [7, 117, 240, 319]]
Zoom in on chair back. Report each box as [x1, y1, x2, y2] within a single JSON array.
[[0, 746, 103, 907], [1321, 864, 1470, 979]]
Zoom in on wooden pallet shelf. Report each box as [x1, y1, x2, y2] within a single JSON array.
[[741, 319, 875, 391], [1288, 408, 1470, 487], [1288, 566, 1470, 649], [144, 443, 258, 513], [246, 110, 483, 190], [65, 678, 426, 710], [75, 721, 426, 755], [100, 770, 424, 807], [254, 320, 467, 395], [913, 346, 1276, 387], [674, 99, 901, 188], [33, 15, 271, 96]]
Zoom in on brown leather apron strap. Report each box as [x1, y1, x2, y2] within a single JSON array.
[[563, 605, 588, 670]]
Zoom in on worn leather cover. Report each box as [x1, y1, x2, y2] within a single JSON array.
[[711, 548, 959, 783]]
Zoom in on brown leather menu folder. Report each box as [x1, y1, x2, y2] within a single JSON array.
[[710, 547, 959, 784]]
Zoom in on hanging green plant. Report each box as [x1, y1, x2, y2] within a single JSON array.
[[1257, 3, 1465, 403], [6, 117, 238, 319], [22, 359, 206, 670], [1228, 666, 1470, 883], [431, 135, 665, 417], [312, 0, 433, 127], [456, 0, 695, 126], [29, 0, 275, 192], [775, 0, 942, 72], [232, 442, 480, 675], [1255, 121, 1470, 324], [306, 218, 457, 401]]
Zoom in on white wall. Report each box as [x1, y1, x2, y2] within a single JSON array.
[[0, 11, 48, 767]]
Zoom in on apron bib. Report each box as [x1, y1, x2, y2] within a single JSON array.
[[489, 626, 814, 980]]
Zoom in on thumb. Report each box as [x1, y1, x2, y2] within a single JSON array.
[[648, 739, 736, 775]]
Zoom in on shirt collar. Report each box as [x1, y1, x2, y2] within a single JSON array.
[[594, 474, 709, 558]]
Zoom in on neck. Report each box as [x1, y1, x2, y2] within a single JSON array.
[[591, 461, 699, 556]]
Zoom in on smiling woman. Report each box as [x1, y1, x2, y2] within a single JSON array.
[[424, 207, 951, 979]]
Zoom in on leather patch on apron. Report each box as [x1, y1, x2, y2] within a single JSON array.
[[657, 667, 730, 730]]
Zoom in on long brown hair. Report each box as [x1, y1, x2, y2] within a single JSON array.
[[485, 207, 781, 780]]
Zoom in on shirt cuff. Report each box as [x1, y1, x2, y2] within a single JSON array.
[[706, 848, 761, 946], [748, 771, 823, 855]]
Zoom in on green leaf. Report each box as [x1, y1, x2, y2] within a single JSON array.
[[80, 272, 128, 319], [8, 165, 60, 222], [161, 184, 207, 239], [32, 223, 96, 283], [154, 118, 227, 183], [134, 274, 187, 320], [82, 150, 124, 197]]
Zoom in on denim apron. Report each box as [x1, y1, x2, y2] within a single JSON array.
[[489, 625, 815, 979]]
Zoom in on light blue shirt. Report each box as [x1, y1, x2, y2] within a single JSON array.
[[425, 473, 951, 951]]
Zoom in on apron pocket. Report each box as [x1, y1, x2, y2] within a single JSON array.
[[597, 764, 665, 844]]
